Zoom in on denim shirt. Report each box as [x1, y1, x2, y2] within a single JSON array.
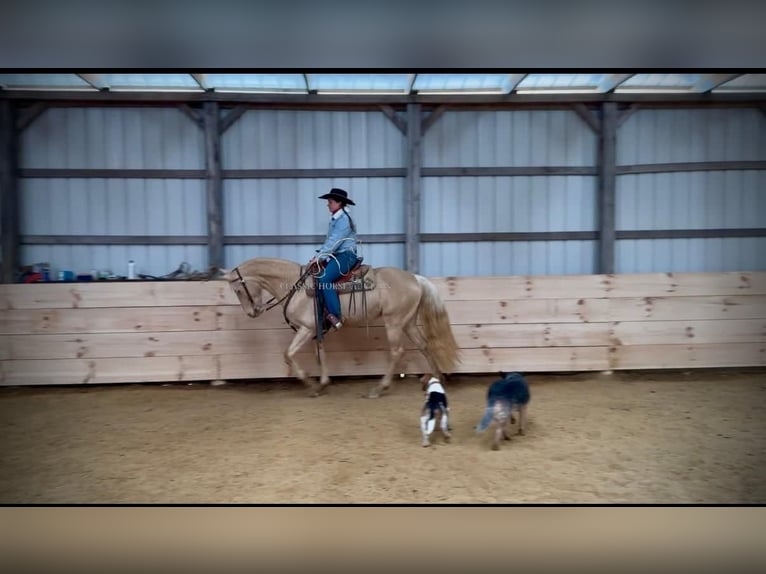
[[317, 210, 357, 261]]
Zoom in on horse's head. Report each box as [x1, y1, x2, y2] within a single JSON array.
[[226, 267, 265, 318]]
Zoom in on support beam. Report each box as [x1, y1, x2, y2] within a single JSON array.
[[598, 102, 617, 274], [379, 105, 407, 135], [15, 102, 47, 132], [421, 105, 447, 133], [204, 102, 224, 271], [0, 100, 19, 282], [219, 105, 247, 134], [572, 103, 601, 134], [692, 74, 742, 93], [178, 104, 203, 129], [406, 74, 417, 94], [405, 103, 422, 273], [617, 104, 640, 128]]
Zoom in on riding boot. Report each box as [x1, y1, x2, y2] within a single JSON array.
[[326, 313, 342, 330]]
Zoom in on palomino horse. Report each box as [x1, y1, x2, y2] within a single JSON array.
[[224, 257, 460, 398]]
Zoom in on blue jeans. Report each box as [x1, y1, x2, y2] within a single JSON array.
[[317, 250, 358, 320]]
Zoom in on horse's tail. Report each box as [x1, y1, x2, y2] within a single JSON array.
[[415, 274, 461, 374], [476, 405, 494, 433]]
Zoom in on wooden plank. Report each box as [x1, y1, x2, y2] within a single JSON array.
[[429, 275, 612, 300], [217, 346, 610, 379], [0, 322, 611, 360], [0, 281, 235, 309], [609, 343, 765, 370], [1, 356, 219, 386], [0, 307, 219, 335], [605, 272, 766, 297], [610, 319, 766, 346], [445, 299, 609, 324], [607, 295, 766, 321]]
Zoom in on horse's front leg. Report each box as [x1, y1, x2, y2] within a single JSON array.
[[284, 326, 317, 393]]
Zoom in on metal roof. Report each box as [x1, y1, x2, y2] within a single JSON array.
[[1, 73, 765, 95]]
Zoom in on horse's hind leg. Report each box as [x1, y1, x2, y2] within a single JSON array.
[[314, 341, 331, 396], [404, 323, 442, 378], [369, 325, 406, 399], [284, 326, 317, 393]]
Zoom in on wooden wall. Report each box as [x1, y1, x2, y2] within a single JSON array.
[[1, 272, 765, 386]]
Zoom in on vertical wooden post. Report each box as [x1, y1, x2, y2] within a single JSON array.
[[405, 103, 422, 273], [598, 102, 617, 274], [0, 100, 19, 283], [204, 101, 223, 271]]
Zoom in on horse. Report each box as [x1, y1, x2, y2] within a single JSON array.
[[224, 257, 460, 398]]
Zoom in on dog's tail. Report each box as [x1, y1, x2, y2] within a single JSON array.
[[476, 405, 494, 433]]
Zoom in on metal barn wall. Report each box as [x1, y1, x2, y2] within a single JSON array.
[[615, 108, 766, 273], [420, 110, 598, 276], [12, 105, 765, 279], [19, 107, 207, 278], [222, 110, 405, 268]]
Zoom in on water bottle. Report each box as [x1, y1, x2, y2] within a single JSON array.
[[127, 260, 136, 280]]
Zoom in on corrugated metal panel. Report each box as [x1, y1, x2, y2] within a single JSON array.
[[224, 177, 404, 237], [413, 74, 509, 91], [223, 177, 404, 269], [223, 110, 404, 169], [618, 108, 766, 164], [21, 179, 206, 235], [224, 243, 404, 270], [617, 171, 766, 231], [21, 108, 205, 168], [0, 73, 91, 89], [615, 238, 766, 273], [615, 107, 766, 272], [714, 74, 766, 91], [308, 74, 411, 92], [516, 74, 603, 90], [423, 110, 596, 167], [205, 74, 306, 92], [422, 176, 596, 233], [99, 73, 200, 89], [617, 73, 698, 89], [420, 241, 596, 276]]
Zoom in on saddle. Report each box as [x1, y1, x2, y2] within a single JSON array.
[[303, 257, 376, 297]]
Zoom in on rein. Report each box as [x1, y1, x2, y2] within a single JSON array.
[[233, 265, 315, 332]]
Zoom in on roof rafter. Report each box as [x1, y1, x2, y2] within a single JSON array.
[[598, 74, 633, 92], [502, 74, 527, 94], [692, 74, 742, 93], [77, 73, 109, 91], [191, 73, 209, 90]]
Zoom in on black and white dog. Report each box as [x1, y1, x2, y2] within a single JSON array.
[[476, 372, 530, 450], [420, 373, 451, 447]]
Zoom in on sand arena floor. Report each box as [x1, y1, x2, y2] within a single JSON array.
[[0, 369, 764, 503]]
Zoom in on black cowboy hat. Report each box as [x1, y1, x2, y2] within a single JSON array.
[[318, 187, 355, 206]]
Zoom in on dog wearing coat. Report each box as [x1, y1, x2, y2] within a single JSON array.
[[476, 372, 530, 450], [419, 373, 451, 447]]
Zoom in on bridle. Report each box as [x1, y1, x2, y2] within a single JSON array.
[[231, 265, 315, 330]]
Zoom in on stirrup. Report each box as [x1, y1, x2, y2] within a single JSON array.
[[326, 313, 342, 330]]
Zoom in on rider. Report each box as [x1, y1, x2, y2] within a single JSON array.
[[310, 188, 359, 330]]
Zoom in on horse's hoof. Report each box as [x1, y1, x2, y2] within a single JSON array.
[[422, 440, 430, 447], [368, 391, 379, 399], [491, 443, 500, 451], [443, 434, 451, 443]]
